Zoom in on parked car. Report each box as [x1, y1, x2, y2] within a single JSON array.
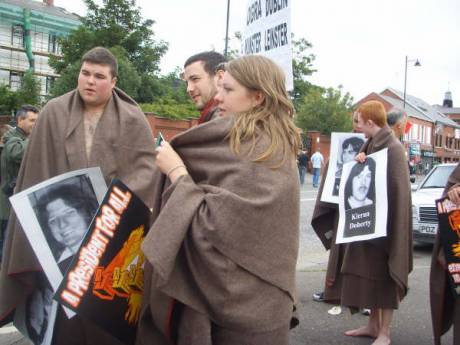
[[412, 163, 457, 244]]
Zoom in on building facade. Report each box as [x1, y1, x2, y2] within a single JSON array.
[[356, 88, 460, 173], [0, 0, 80, 96]]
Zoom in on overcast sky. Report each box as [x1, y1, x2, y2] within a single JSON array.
[[54, 0, 460, 107]]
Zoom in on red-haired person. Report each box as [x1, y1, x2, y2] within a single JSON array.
[[341, 100, 412, 345]]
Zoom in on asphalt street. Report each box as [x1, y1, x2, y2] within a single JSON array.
[[0, 173, 452, 345]]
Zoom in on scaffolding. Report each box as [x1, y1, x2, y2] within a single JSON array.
[[0, 0, 80, 96]]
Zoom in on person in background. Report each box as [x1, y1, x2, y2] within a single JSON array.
[[310, 149, 324, 188], [297, 150, 308, 186], [0, 105, 38, 259], [386, 108, 408, 139], [182, 51, 226, 124]]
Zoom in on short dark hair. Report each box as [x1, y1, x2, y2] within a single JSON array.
[[184, 51, 226, 76], [16, 104, 39, 120], [342, 137, 364, 153], [81, 47, 118, 78], [345, 158, 376, 210], [387, 108, 407, 127]]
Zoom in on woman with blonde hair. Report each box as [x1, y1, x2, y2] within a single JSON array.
[[137, 55, 301, 345]]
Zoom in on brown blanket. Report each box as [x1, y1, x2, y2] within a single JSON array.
[[341, 125, 412, 299], [310, 162, 343, 301], [0, 88, 156, 343], [430, 163, 460, 345], [139, 115, 299, 342]]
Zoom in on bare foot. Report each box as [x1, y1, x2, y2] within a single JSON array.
[[344, 325, 378, 338], [371, 334, 391, 345]]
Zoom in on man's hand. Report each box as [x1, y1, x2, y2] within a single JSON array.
[[447, 186, 460, 206], [355, 152, 367, 163]]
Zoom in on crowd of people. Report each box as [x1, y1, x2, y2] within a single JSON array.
[[0, 46, 456, 345]]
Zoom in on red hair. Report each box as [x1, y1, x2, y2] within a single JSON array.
[[357, 101, 387, 128]]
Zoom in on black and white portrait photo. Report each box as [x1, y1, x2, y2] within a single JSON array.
[[336, 149, 388, 243], [321, 132, 365, 204], [29, 176, 99, 264], [10, 168, 106, 299], [344, 157, 375, 210], [334, 136, 365, 197], [13, 272, 58, 345]]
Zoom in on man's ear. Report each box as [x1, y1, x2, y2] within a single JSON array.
[[214, 70, 225, 83], [111, 77, 117, 88]]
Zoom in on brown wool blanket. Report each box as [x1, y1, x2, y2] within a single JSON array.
[[139, 115, 300, 343]]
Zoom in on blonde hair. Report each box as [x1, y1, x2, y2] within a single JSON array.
[[357, 100, 387, 128], [225, 55, 301, 166]]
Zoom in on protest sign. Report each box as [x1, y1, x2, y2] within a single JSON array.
[[55, 179, 151, 345], [242, 0, 293, 90], [436, 197, 460, 297], [336, 149, 388, 243], [10, 167, 107, 344]]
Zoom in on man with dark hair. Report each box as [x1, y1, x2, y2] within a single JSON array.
[[0, 104, 39, 257], [0, 47, 156, 345], [182, 51, 226, 123]]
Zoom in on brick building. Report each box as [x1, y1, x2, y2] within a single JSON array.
[[356, 88, 460, 172]]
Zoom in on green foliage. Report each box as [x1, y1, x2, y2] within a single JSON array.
[[139, 69, 198, 119], [16, 70, 41, 106], [291, 35, 319, 109], [0, 85, 17, 115], [295, 86, 354, 135], [0, 71, 41, 114]]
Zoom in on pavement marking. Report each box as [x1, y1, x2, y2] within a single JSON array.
[[300, 198, 316, 202], [0, 325, 18, 334]]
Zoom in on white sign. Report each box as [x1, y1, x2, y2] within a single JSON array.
[[336, 149, 388, 244], [10, 167, 107, 322], [242, 0, 293, 90]]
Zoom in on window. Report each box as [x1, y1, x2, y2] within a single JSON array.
[[46, 76, 55, 94], [48, 34, 57, 53], [9, 72, 22, 91], [11, 25, 24, 48]]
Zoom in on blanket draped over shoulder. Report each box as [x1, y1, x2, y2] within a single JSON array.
[[140, 115, 300, 341], [430, 163, 460, 345], [341, 125, 412, 298], [0, 88, 156, 327]]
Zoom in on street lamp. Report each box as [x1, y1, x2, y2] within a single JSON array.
[[403, 55, 421, 108]]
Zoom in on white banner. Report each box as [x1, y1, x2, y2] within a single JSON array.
[[242, 0, 293, 90]]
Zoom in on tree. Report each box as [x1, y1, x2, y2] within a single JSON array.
[[48, 0, 168, 101], [139, 69, 198, 119], [295, 86, 354, 135], [291, 36, 320, 109], [0, 71, 41, 115]]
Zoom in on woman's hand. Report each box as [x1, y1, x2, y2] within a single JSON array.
[[355, 152, 367, 163], [155, 141, 188, 183], [447, 186, 460, 206]]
